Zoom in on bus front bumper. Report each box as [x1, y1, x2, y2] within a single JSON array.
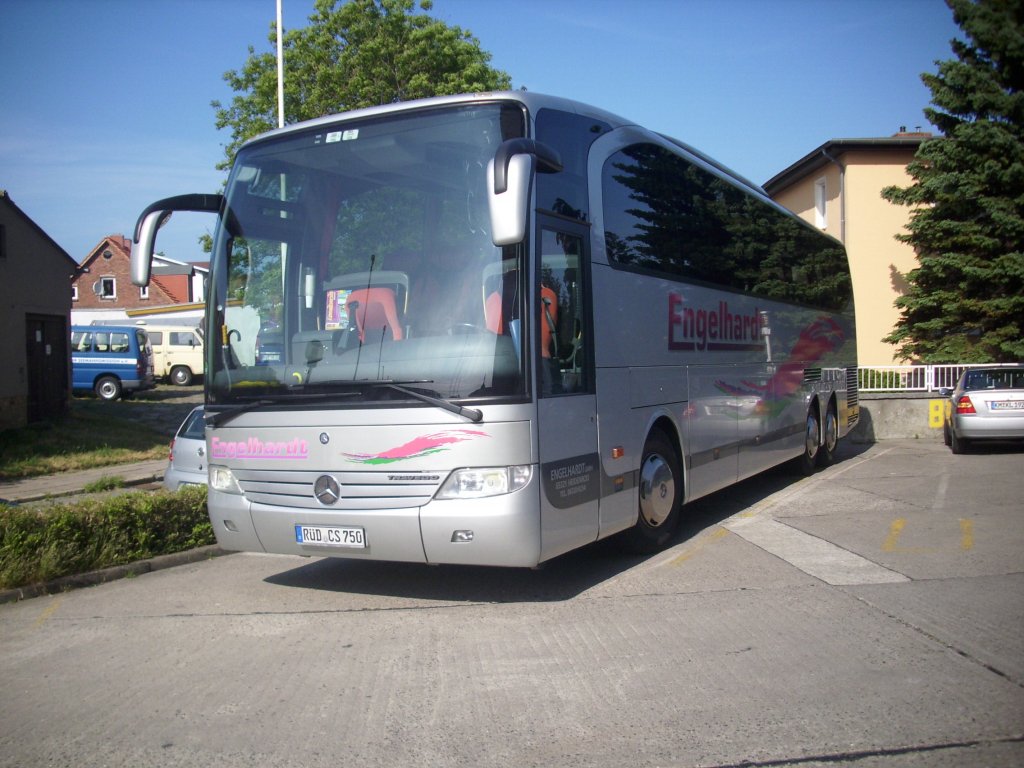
[[207, 478, 543, 568]]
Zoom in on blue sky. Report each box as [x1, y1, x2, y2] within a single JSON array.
[[1, 0, 961, 263]]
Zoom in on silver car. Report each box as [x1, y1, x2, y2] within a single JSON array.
[[942, 365, 1024, 454], [163, 406, 208, 489]]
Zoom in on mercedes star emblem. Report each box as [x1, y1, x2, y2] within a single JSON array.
[[313, 475, 341, 505]]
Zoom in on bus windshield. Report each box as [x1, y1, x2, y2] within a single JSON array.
[[207, 102, 527, 407]]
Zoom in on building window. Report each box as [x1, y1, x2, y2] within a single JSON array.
[[100, 276, 116, 299], [814, 178, 827, 229], [72, 285, 79, 301], [140, 285, 149, 299]]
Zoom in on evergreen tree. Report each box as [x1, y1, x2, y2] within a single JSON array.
[[211, 0, 511, 172], [882, 0, 1024, 362]]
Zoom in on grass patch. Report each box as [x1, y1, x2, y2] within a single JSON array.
[[0, 409, 166, 481], [0, 485, 212, 589], [83, 476, 126, 493]]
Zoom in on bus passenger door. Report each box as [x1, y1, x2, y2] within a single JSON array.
[[535, 224, 600, 561]]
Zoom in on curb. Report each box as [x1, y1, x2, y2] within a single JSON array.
[[0, 545, 230, 604]]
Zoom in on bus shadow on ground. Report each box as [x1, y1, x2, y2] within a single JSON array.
[[263, 442, 873, 603]]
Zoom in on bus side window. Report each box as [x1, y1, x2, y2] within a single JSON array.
[[540, 229, 587, 396]]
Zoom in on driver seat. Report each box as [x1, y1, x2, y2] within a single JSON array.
[[346, 287, 403, 343]]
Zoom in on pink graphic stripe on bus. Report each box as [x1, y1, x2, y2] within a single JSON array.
[[713, 315, 845, 403], [342, 429, 489, 465]]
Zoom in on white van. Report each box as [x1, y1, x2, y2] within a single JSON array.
[[140, 324, 204, 385]]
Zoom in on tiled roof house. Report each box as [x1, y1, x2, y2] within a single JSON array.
[[71, 235, 207, 324]]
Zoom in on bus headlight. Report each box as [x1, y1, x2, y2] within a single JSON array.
[[436, 465, 533, 499], [209, 465, 243, 495]]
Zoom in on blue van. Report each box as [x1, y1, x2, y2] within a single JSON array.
[[71, 325, 156, 400]]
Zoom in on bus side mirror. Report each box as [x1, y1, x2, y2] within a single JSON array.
[[487, 154, 533, 246], [487, 139, 562, 247], [131, 193, 224, 286], [131, 210, 170, 286]]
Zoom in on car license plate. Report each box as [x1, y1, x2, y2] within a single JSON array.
[[991, 401, 1024, 410], [295, 525, 366, 548]]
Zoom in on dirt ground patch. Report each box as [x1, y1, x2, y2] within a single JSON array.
[[73, 383, 204, 438]]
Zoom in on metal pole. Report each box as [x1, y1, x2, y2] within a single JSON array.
[[276, 0, 285, 128]]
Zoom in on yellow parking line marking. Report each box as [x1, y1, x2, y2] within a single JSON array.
[[882, 519, 906, 552], [34, 597, 63, 628], [667, 527, 730, 567], [960, 518, 974, 550]]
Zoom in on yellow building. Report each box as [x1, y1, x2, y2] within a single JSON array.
[[764, 132, 930, 366]]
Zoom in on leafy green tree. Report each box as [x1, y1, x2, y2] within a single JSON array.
[[211, 0, 511, 172], [882, 0, 1024, 363]]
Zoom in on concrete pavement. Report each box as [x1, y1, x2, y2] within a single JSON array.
[[2, 439, 1020, 767]]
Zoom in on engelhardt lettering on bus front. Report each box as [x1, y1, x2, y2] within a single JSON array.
[[667, 293, 763, 352], [210, 436, 310, 460]]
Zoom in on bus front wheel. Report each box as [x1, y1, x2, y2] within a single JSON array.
[[623, 429, 682, 554]]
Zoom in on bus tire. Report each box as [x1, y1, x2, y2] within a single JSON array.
[[817, 402, 839, 468], [170, 366, 193, 386], [623, 429, 682, 554], [95, 375, 122, 401], [795, 406, 820, 476]]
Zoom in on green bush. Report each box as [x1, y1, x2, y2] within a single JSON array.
[[859, 368, 905, 390], [0, 486, 213, 589]]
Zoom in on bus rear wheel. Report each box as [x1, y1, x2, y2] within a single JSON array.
[[817, 403, 838, 468], [795, 407, 820, 476], [623, 429, 682, 554]]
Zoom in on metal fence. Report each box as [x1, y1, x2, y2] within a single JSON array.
[[858, 364, 1018, 393]]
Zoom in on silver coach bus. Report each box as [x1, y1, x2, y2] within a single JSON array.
[[132, 92, 857, 567]]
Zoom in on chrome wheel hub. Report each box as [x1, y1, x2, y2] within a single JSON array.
[[639, 453, 675, 528]]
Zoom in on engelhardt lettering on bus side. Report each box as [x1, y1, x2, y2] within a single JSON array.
[[667, 293, 763, 352], [210, 436, 310, 460], [542, 454, 600, 509]]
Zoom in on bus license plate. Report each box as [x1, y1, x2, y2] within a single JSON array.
[[295, 525, 366, 548]]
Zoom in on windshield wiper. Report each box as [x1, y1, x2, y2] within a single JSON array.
[[207, 381, 483, 427], [205, 391, 359, 427], [366, 381, 484, 423]]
